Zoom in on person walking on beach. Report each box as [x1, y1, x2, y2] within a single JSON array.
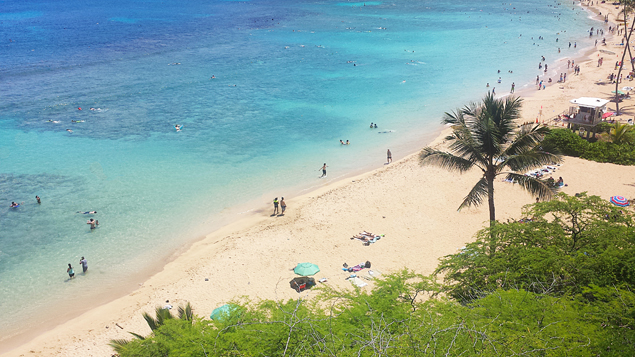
[[510, 82, 515, 93], [387, 149, 392, 163], [273, 197, 279, 215], [79, 257, 88, 273], [319, 163, 328, 178], [280, 197, 287, 216], [67, 264, 75, 279]]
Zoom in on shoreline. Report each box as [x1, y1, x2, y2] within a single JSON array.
[[4, 1, 635, 356]]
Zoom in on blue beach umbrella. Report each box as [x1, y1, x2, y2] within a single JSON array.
[[210, 304, 237, 320], [293, 262, 320, 276], [610, 196, 630, 207]]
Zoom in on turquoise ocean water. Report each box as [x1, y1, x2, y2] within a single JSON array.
[[0, 0, 598, 341]]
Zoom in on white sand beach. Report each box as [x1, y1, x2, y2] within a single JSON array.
[[4, 1, 635, 356]]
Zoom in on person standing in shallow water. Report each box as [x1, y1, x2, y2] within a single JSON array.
[[79, 257, 88, 273], [67, 264, 75, 279], [35, 196, 41, 204], [387, 149, 392, 163], [319, 163, 328, 177], [272, 197, 279, 215]]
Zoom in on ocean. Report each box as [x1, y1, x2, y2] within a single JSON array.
[[0, 0, 598, 342]]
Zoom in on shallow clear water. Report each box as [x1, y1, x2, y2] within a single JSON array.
[[0, 0, 597, 339]]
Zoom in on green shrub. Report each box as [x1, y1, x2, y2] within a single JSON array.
[[544, 128, 635, 165], [542, 128, 589, 156]]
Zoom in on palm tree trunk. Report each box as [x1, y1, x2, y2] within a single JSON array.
[[616, 16, 635, 114], [487, 170, 496, 226], [623, 4, 635, 72]]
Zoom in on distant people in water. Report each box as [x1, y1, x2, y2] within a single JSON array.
[[370, 122, 374, 128], [87, 218, 99, 229], [174, 124, 184, 131], [67, 264, 75, 279], [340, 140, 345, 145], [36, 196, 41, 204], [346, 140, 350, 145], [319, 163, 328, 178], [66, 129, 73, 133], [10, 201, 19, 208], [79, 257, 88, 273], [77, 211, 97, 214], [374, 124, 377, 128], [387, 149, 392, 163]]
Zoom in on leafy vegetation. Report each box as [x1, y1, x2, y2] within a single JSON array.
[[111, 193, 635, 356], [543, 128, 635, 165]]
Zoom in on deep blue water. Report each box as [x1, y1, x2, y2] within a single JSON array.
[[0, 0, 598, 339]]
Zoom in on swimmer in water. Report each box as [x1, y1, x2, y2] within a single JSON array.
[[10, 202, 19, 208], [340, 140, 345, 145], [66, 129, 73, 133], [87, 218, 99, 229], [346, 140, 350, 145], [175, 124, 184, 131], [77, 211, 97, 214], [211, 75, 216, 79], [36, 196, 41, 204]]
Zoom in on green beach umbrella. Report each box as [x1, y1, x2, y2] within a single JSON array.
[[611, 90, 626, 95], [210, 304, 237, 320], [294, 262, 320, 276]]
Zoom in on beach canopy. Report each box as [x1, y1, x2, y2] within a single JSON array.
[[602, 112, 615, 119], [610, 196, 630, 207], [293, 262, 320, 276], [210, 304, 238, 320], [569, 97, 609, 108]]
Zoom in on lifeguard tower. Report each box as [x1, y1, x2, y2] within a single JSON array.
[[566, 97, 610, 138]]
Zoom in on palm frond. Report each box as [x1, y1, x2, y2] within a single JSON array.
[[178, 302, 194, 321], [610, 122, 635, 144], [500, 150, 561, 173], [458, 176, 489, 211], [109, 339, 131, 354], [504, 173, 557, 201], [142, 311, 158, 331], [129, 332, 146, 340], [155, 307, 174, 327], [503, 124, 551, 156], [442, 108, 466, 125], [420, 148, 476, 173]]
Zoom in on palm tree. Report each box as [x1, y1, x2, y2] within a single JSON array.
[[610, 122, 635, 144], [420, 93, 561, 225], [615, 0, 635, 113], [109, 302, 194, 354]]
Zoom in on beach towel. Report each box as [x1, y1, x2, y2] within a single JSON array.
[[351, 277, 368, 288]]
